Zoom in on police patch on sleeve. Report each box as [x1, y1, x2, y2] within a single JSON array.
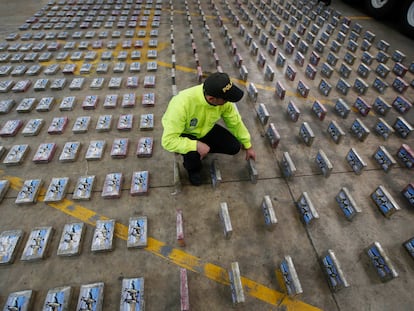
[[190, 118, 198, 128]]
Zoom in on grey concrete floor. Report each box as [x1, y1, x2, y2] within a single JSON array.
[[0, 0, 413, 310]]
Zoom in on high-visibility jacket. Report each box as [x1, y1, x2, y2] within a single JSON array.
[[161, 84, 252, 154]]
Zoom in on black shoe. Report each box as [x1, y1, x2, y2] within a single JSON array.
[[188, 171, 201, 186]]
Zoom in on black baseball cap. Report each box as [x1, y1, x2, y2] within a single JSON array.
[[203, 72, 244, 102]]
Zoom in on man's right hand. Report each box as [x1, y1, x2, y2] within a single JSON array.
[[196, 141, 210, 159]]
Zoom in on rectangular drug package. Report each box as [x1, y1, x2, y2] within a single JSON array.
[[120, 278, 145, 311], [85, 140, 106, 161], [42, 286, 72, 311], [91, 219, 115, 252], [0, 119, 23, 137], [22, 118, 44, 136], [96, 115, 113, 132], [59, 141, 81, 162], [73, 176, 95, 200], [21, 226, 53, 261], [136, 137, 153, 158], [111, 138, 129, 158], [127, 216, 148, 248], [48, 117, 68, 134], [44, 177, 69, 202], [57, 222, 85, 256], [130, 171, 149, 196], [76, 283, 104, 311], [32, 143, 56, 163], [3, 290, 34, 311], [3, 144, 29, 165], [102, 173, 123, 199], [0, 230, 23, 264], [15, 179, 42, 204]]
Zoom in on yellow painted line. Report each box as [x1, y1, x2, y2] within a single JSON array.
[[347, 16, 373, 20], [1, 172, 321, 310]]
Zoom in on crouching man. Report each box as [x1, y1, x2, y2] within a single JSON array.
[[161, 72, 256, 186]]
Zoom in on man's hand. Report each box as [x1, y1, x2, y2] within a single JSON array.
[[197, 141, 210, 159], [245, 147, 256, 161]]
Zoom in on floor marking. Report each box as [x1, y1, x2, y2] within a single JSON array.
[[347, 16, 373, 20], [1, 172, 321, 310]]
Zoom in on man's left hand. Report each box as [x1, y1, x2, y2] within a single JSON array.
[[245, 147, 256, 161]]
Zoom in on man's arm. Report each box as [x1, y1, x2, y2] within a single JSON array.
[[161, 95, 199, 154], [221, 103, 257, 161], [221, 103, 253, 150], [161, 117, 197, 154]]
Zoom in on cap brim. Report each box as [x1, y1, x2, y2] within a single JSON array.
[[222, 84, 244, 102]]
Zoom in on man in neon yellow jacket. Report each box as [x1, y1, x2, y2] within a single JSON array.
[[162, 72, 256, 186]]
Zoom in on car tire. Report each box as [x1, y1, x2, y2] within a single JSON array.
[[399, 0, 414, 38], [364, 0, 397, 19]]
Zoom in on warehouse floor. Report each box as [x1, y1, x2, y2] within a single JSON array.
[[0, 0, 413, 310]]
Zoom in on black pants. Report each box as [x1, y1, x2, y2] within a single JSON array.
[[182, 124, 241, 172]]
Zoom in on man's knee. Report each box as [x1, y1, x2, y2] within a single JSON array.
[[228, 143, 241, 155]]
